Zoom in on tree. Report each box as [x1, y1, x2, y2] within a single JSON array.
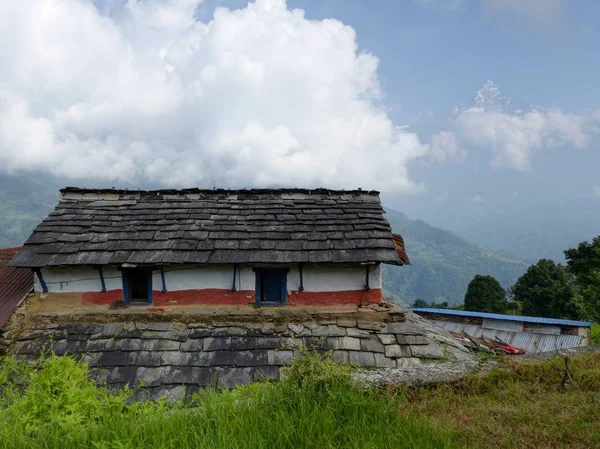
[[412, 298, 430, 308], [431, 300, 449, 309], [506, 301, 520, 315], [510, 259, 580, 320], [565, 236, 600, 323], [464, 275, 507, 313]]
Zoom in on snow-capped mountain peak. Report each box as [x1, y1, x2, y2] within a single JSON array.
[[473, 80, 501, 106], [453, 80, 532, 116]]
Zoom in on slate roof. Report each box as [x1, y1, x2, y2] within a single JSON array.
[[10, 188, 408, 268], [0, 247, 33, 327]]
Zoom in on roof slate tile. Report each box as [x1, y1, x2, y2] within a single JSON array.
[[10, 188, 406, 267]]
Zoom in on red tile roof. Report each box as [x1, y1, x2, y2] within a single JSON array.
[[0, 247, 33, 327]]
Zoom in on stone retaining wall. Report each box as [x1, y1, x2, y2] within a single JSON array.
[[7, 310, 471, 400]]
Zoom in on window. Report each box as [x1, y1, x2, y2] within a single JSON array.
[[254, 268, 288, 305], [122, 268, 152, 305]]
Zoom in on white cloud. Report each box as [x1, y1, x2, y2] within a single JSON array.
[[429, 131, 465, 163], [469, 194, 484, 203], [125, 0, 203, 30], [455, 107, 592, 171], [0, 0, 448, 193], [592, 186, 600, 198]]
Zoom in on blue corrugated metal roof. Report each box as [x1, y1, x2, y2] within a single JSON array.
[[411, 308, 593, 327]]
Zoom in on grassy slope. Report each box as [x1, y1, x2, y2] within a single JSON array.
[[382, 208, 527, 306], [2, 350, 599, 449], [401, 351, 600, 449], [0, 353, 456, 449]]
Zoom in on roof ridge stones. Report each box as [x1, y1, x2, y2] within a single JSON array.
[[60, 187, 381, 199], [11, 188, 406, 268]]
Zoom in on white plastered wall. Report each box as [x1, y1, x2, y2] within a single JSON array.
[[36, 263, 382, 293], [35, 267, 122, 293]]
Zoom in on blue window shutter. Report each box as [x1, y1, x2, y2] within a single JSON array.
[[122, 270, 130, 304], [281, 270, 288, 304], [147, 268, 153, 304], [253, 267, 288, 305]]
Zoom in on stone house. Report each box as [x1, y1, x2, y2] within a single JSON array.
[[6, 187, 471, 399], [10, 187, 409, 308]]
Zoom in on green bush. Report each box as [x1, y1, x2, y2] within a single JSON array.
[[0, 352, 456, 449], [0, 354, 171, 444], [591, 325, 600, 345], [281, 346, 352, 393]]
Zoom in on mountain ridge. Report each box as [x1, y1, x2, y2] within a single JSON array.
[[382, 207, 527, 306]]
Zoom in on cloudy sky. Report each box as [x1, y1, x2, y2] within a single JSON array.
[[0, 0, 599, 247]]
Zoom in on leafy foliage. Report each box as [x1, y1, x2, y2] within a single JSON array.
[[382, 209, 527, 306], [565, 236, 600, 323], [282, 345, 351, 393], [511, 258, 581, 320], [412, 298, 430, 308], [0, 355, 161, 437], [506, 301, 520, 313], [464, 275, 507, 313], [0, 353, 456, 449], [2, 349, 600, 449], [591, 325, 600, 345]]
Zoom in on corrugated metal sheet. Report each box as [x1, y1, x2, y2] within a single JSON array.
[[0, 247, 33, 327], [482, 318, 523, 332], [412, 308, 592, 327], [433, 320, 583, 353]]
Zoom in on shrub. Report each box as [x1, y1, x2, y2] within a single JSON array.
[[281, 346, 352, 393], [591, 325, 600, 345], [0, 354, 170, 438], [0, 352, 456, 449]]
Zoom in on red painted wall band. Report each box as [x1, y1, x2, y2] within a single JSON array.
[[81, 288, 383, 306], [82, 290, 123, 305], [287, 289, 382, 305]]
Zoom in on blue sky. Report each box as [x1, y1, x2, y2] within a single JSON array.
[[288, 0, 600, 115], [288, 0, 600, 251], [282, 0, 600, 228], [1, 0, 599, 257]]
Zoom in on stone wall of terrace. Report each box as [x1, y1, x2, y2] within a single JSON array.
[[6, 308, 471, 401]]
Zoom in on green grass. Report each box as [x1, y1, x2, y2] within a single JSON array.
[[2, 349, 600, 449], [398, 352, 600, 449], [0, 352, 456, 449], [591, 324, 600, 345]]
